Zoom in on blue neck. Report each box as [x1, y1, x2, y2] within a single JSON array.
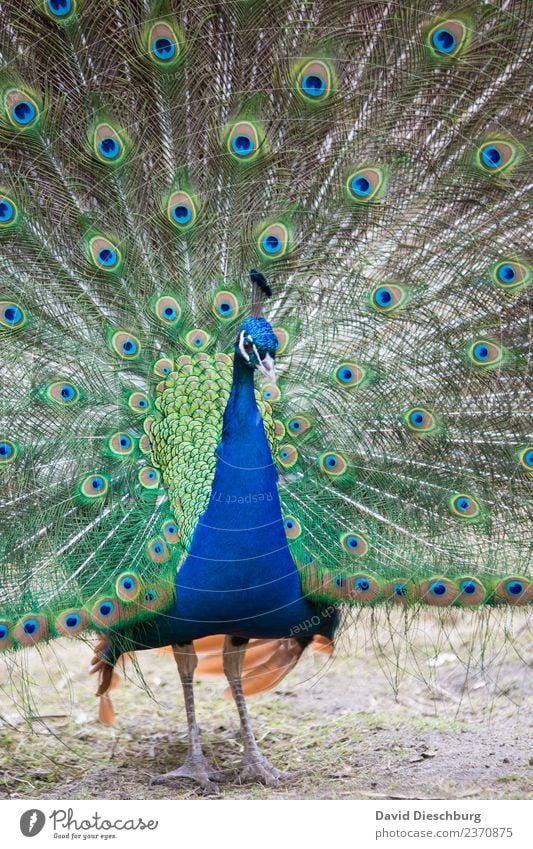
[[219, 351, 274, 470], [193, 352, 283, 547]]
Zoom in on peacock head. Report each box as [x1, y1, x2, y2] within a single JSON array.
[[235, 316, 279, 382]]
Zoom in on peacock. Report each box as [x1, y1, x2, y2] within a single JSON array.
[[0, 0, 531, 789]]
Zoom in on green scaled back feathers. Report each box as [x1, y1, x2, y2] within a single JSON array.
[[0, 0, 532, 654]]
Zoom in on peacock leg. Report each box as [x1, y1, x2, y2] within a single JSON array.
[[151, 642, 221, 788], [223, 635, 288, 785]]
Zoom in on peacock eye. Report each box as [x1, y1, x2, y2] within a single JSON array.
[[47, 0, 75, 20], [147, 22, 183, 68], [243, 338, 253, 352]]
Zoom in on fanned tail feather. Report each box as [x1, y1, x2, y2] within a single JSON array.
[[0, 0, 531, 662]]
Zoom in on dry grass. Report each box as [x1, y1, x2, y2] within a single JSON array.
[[0, 608, 531, 800]]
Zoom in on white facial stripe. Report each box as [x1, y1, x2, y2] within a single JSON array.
[[238, 330, 250, 361]]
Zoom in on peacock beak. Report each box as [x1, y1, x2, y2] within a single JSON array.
[[257, 353, 276, 384]]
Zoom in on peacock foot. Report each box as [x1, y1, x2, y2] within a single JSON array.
[[150, 755, 224, 791], [237, 753, 289, 786]]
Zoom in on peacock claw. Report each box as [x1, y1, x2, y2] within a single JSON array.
[[150, 757, 222, 791], [237, 754, 289, 786]]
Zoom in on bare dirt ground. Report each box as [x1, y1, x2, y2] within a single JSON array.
[[0, 608, 531, 800]]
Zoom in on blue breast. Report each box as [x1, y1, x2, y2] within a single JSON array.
[[132, 355, 336, 647]]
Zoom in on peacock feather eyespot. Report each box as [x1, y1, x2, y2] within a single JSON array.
[[98, 248, 117, 268], [492, 260, 530, 292], [257, 222, 289, 260], [99, 137, 119, 159], [154, 357, 173, 377], [226, 121, 263, 162], [80, 473, 109, 499], [278, 444, 298, 469], [370, 284, 406, 313], [0, 301, 26, 330], [139, 434, 152, 454], [283, 516, 302, 539], [319, 451, 348, 477], [152, 37, 175, 60], [467, 338, 502, 368], [0, 194, 18, 228], [0, 439, 18, 464], [138, 466, 160, 489], [286, 416, 311, 437], [456, 577, 486, 606], [518, 447, 533, 472], [0, 620, 13, 650], [4, 89, 40, 130], [346, 167, 386, 203], [140, 583, 174, 612], [89, 236, 122, 272], [493, 576, 532, 605], [55, 608, 88, 637], [147, 21, 183, 68], [45, 0, 76, 21], [273, 328, 289, 355], [13, 101, 36, 125], [128, 390, 151, 414], [420, 577, 459, 606], [348, 573, 380, 602], [332, 361, 366, 389], [340, 532, 368, 556], [449, 493, 480, 519], [108, 432, 135, 456], [262, 382, 281, 403], [294, 59, 334, 103], [213, 291, 239, 321], [274, 419, 285, 439], [14, 614, 49, 646], [154, 295, 181, 325], [147, 536, 170, 563], [111, 330, 141, 360], [116, 572, 141, 602], [431, 581, 446, 596], [427, 19, 469, 59], [90, 597, 126, 629], [476, 139, 520, 175], [382, 578, 415, 604], [404, 406, 437, 433], [162, 520, 180, 543], [185, 329, 211, 351], [93, 122, 127, 165], [46, 381, 81, 406], [166, 191, 197, 231]]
